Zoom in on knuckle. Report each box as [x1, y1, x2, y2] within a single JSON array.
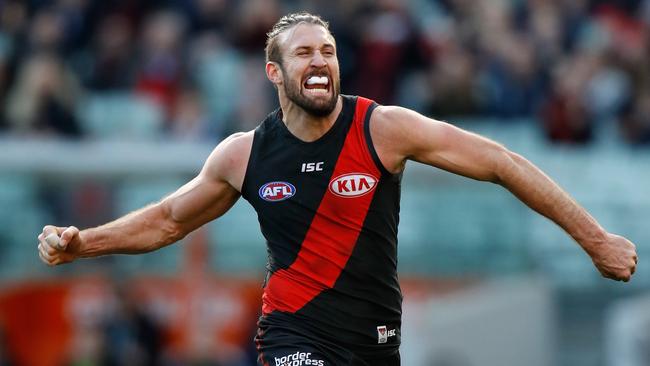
[[599, 269, 609, 277], [39, 253, 51, 265]]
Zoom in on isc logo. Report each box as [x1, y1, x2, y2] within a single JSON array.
[[259, 182, 296, 202], [301, 162, 324, 172], [329, 173, 377, 198]]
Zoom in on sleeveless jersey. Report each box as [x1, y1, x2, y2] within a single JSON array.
[[241, 95, 402, 358]]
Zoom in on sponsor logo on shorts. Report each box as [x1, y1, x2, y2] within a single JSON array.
[[274, 351, 324, 366], [377, 325, 396, 344], [328, 173, 377, 198], [259, 181, 296, 202]]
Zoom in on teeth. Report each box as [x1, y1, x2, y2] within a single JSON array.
[[306, 76, 329, 85]]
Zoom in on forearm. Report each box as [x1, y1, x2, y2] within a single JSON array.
[[77, 201, 184, 258], [496, 151, 607, 254]]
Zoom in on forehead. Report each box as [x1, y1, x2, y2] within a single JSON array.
[[279, 23, 335, 51]]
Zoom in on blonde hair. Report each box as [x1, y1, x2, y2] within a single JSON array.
[[265, 12, 330, 65]]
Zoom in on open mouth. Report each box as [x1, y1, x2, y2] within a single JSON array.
[[303, 75, 330, 94]]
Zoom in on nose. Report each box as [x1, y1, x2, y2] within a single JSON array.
[[311, 51, 327, 67]]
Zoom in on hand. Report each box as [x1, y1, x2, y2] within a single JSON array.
[[589, 233, 638, 282], [37, 225, 81, 266]]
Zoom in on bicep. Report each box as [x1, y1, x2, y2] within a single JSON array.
[[160, 134, 248, 233], [162, 173, 240, 232], [380, 106, 508, 182]]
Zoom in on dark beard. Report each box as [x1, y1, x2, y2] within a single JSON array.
[[283, 73, 339, 117]]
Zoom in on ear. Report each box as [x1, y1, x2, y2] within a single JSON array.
[[266, 62, 283, 86]]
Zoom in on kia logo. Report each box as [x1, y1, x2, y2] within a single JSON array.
[[329, 173, 378, 198]]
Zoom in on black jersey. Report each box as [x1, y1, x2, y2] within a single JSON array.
[[242, 95, 402, 359]]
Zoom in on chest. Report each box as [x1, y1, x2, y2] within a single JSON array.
[[243, 127, 381, 223]]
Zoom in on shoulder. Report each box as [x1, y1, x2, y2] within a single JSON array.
[[208, 131, 254, 164], [202, 131, 255, 190], [366, 106, 416, 174], [369, 105, 433, 149], [220, 131, 254, 154], [367, 105, 449, 173], [371, 105, 452, 142], [371, 105, 430, 129]]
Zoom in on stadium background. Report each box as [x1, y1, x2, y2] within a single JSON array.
[[0, 0, 649, 365]]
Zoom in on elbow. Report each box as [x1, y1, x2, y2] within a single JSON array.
[[156, 202, 189, 249], [491, 147, 522, 185], [164, 220, 187, 246]]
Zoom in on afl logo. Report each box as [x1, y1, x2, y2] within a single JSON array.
[[329, 173, 378, 198], [259, 181, 296, 202]]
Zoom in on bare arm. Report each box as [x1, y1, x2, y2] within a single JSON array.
[[38, 132, 252, 265], [371, 106, 638, 281]]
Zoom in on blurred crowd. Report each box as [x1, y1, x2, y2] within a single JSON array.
[[0, 0, 650, 145]]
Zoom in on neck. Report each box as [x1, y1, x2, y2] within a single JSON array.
[[278, 94, 343, 142]]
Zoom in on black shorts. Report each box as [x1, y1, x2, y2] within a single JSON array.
[[255, 324, 400, 366]]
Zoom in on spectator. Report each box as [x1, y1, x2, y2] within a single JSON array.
[[426, 44, 480, 118], [134, 10, 187, 118], [231, 0, 280, 54], [169, 86, 217, 141], [182, 0, 231, 35], [352, 0, 418, 104], [188, 32, 243, 137], [619, 89, 650, 145], [4, 53, 82, 137], [103, 285, 163, 366], [27, 7, 66, 55], [65, 323, 108, 366], [478, 32, 546, 118], [539, 53, 597, 144], [0, 0, 649, 146], [0, 322, 15, 366], [74, 13, 136, 91], [0, 0, 27, 95]]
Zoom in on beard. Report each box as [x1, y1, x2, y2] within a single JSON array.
[[282, 69, 340, 117]]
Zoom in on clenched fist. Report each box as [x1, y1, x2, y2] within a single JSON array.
[[588, 233, 638, 282], [37, 225, 81, 266]]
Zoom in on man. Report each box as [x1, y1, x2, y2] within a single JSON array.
[[38, 12, 637, 366]]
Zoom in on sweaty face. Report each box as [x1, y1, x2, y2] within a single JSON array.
[[277, 24, 340, 117]]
